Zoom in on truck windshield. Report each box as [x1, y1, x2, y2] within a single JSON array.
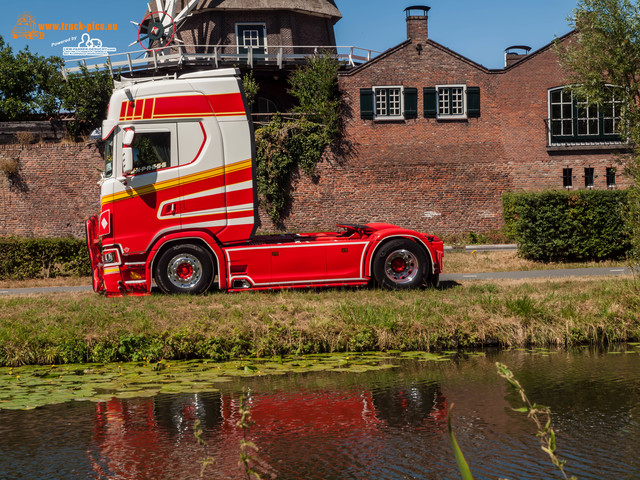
[[104, 131, 114, 178]]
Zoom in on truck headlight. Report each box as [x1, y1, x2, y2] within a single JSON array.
[[103, 252, 116, 264]]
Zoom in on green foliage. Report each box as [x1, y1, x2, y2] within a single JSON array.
[[0, 35, 113, 137], [503, 189, 630, 261], [0, 237, 90, 279], [496, 363, 578, 480], [0, 36, 63, 120], [556, 0, 640, 262], [255, 115, 327, 223], [447, 405, 475, 480], [288, 52, 341, 139], [255, 53, 341, 225], [242, 70, 259, 108], [61, 64, 114, 138]]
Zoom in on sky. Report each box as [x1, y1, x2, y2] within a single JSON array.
[[1, 0, 579, 70]]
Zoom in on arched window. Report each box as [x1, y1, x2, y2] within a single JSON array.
[[548, 86, 623, 145]]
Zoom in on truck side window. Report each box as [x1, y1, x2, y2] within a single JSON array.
[[104, 131, 114, 178], [131, 131, 171, 175]]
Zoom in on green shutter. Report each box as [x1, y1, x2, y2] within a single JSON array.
[[404, 87, 418, 119], [423, 87, 437, 118], [467, 87, 481, 118], [360, 88, 374, 119]]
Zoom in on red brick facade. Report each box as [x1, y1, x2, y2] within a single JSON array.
[[0, 144, 102, 238], [258, 15, 633, 234], [0, 11, 633, 239]]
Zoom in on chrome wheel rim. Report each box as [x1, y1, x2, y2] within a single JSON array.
[[384, 249, 419, 284], [167, 253, 202, 289]]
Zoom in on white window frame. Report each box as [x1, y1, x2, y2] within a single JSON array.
[[372, 86, 404, 120], [436, 84, 467, 119], [235, 23, 268, 54]]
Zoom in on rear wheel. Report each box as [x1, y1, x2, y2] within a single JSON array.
[[373, 239, 427, 290], [154, 244, 214, 294]]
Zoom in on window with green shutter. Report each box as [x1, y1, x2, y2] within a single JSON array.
[[467, 87, 480, 118], [423, 87, 437, 118], [424, 85, 480, 119], [362, 86, 410, 120], [404, 88, 418, 119], [360, 88, 374, 119]]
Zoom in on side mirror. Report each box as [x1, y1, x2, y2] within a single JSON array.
[[122, 147, 133, 176], [121, 127, 135, 179], [123, 128, 135, 146]]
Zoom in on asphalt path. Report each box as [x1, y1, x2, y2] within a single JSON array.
[[0, 266, 634, 296]]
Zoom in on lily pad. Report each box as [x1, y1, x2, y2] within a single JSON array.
[[0, 351, 454, 410]]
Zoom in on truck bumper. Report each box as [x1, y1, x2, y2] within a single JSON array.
[[85, 215, 151, 297], [85, 215, 105, 294]]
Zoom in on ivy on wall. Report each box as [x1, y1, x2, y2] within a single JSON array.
[[252, 54, 341, 225]]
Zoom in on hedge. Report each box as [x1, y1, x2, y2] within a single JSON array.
[[503, 189, 630, 262], [0, 237, 91, 280]]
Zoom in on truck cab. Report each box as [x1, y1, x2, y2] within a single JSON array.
[[86, 69, 443, 296]]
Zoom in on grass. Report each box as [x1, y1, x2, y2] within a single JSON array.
[[0, 276, 638, 366]]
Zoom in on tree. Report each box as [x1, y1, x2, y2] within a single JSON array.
[[61, 64, 114, 138], [0, 35, 63, 120], [556, 0, 640, 261]]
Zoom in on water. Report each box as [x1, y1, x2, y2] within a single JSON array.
[[0, 347, 639, 479]]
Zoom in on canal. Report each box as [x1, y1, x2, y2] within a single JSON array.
[[0, 346, 638, 479]]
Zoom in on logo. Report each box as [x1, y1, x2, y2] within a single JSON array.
[[12, 12, 44, 40], [62, 33, 117, 56]]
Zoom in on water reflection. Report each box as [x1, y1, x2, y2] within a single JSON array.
[[1, 348, 639, 480], [87, 381, 449, 479]]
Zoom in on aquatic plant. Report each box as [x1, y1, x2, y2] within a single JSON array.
[[447, 363, 579, 480], [496, 362, 577, 480]]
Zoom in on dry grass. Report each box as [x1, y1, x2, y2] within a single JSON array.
[[445, 249, 625, 273], [0, 277, 639, 366]]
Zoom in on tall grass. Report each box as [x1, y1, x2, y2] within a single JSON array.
[[0, 278, 638, 366]]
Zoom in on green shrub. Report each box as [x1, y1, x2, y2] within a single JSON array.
[[503, 189, 630, 262], [0, 237, 90, 279]]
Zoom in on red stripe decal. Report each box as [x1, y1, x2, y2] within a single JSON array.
[[153, 95, 213, 118], [207, 93, 245, 116]]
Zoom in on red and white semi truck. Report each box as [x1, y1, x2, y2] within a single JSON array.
[[85, 68, 443, 296]]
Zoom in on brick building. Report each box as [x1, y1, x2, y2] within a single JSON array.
[[267, 6, 633, 234], [3, 5, 634, 239]]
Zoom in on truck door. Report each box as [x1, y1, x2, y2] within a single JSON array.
[[176, 120, 228, 236], [113, 123, 178, 255]]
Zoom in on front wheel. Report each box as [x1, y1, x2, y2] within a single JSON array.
[[373, 239, 428, 290], [154, 244, 214, 294]]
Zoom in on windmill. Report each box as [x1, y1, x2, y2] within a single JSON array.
[[130, 0, 200, 51]]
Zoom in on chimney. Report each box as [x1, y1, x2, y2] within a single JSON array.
[[405, 5, 430, 42], [504, 45, 531, 67]]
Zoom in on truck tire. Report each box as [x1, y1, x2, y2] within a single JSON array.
[[154, 244, 214, 294], [373, 238, 427, 290]]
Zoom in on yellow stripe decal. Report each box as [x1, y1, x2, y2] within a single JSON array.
[[101, 159, 252, 206]]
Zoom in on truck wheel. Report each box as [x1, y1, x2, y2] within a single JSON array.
[[154, 244, 214, 294], [373, 239, 427, 290]]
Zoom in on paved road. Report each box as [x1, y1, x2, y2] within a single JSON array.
[[0, 266, 634, 296], [441, 266, 634, 283]]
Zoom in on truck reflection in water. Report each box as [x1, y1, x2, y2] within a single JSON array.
[[89, 383, 447, 479]]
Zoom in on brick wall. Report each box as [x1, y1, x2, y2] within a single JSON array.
[[0, 143, 102, 238], [257, 32, 633, 234]]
